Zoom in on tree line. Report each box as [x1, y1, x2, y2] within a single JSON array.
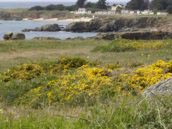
[[29, 0, 108, 11], [29, 0, 172, 14], [126, 0, 172, 13]]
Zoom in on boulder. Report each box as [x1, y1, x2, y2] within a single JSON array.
[[143, 78, 172, 97], [23, 24, 61, 32], [3, 32, 25, 40], [3, 32, 13, 40], [11, 33, 25, 40]]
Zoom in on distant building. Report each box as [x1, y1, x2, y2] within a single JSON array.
[[73, 8, 91, 15], [121, 10, 129, 14], [157, 12, 168, 16], [111, 5, 125, 13]]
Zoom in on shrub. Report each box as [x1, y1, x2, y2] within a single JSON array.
[[1, 64, 44, 82], [121, 60, 172, 93], [29, 6, 44, 11], [17, 65, 115, 107], [49, 57, 89, 73]]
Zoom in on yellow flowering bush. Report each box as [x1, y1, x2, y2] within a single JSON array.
[[18, 65, 115, 106], [122, 60, 172, 93], [3, 56, 172, 107], [1, 57, 89, 82], [48, 56, 89, 73], [2, 64, 44, 81]]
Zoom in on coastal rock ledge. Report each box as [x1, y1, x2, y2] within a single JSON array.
[[143, 78, 172, 97], [22, 24, 61, 32]]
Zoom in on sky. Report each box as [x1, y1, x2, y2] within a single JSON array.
[[0, 0, 130, 2]]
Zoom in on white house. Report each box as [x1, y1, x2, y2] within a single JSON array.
[[157, 12, 168, 16], [141, 10, 149, 15], [111, 4, 125, 13], [121, 10, 130, 14], [74, 8, 91, 15]]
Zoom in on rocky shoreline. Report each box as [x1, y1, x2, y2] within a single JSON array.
[[1, 15, 172, 40], [95, 31, 172, 40], [22, 24, 62, 32], [65, 17, 165, 32]]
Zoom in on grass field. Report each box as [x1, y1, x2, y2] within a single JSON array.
[[0, 39, 172, 128], [0, 39, 172, 71]]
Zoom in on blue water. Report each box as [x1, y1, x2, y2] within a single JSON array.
[[0, 20, 97, 40]]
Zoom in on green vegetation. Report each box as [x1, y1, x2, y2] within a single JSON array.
[[126, 0, 172, 13], [0, 96, 171, 128], [76, 0, 87, 8], [126, 0, 149, 10], [93, 39, 168, 52], [150, 0, 172, 12], [29, 4, 77, 11], [0, 39, 172, 128], [29, 0, 108, 11]]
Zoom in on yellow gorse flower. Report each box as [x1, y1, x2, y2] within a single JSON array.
[[123, 60, 172, 93]]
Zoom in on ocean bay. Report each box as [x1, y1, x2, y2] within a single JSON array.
[[0, 20, 97, 40]]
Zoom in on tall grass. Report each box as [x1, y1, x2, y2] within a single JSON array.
[[0, 96, 171, 129]]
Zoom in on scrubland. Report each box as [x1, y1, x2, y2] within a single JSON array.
[[0, 39, 172, 128]]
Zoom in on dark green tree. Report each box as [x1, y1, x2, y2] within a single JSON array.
[[85, 2, 97, 9], [126, 0, 148, 10], [167, 5, 172, 14], [150, 0, 168, 11], [76, 0, 87, 8], [96, 0, 107, 9], [29, 6, 44, 11]]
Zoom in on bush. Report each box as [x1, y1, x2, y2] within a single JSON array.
[[29, 6, 44, 11], [17, 65, 115, 107], [49, 57, 89, 74], [121, 60, 172, 94], [1, 64, 44, 82]]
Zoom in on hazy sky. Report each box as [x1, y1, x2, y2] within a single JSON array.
[[0, 0, 130, 2]]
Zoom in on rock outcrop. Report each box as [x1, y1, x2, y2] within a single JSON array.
[[23, 24, 61, 32], [120, 31, 172, 40], [65, 17, 164, 33], [3, 33, 25, 40], [65, 19, 103, 32], [143, 78, 172, 97], [95, 31, 172, 40], [99, 17, 161, 32]]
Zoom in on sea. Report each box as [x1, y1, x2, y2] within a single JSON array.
[[0, 20, 97, 40], [0, 2, 98, 40], [0, 1, 125, 40]]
